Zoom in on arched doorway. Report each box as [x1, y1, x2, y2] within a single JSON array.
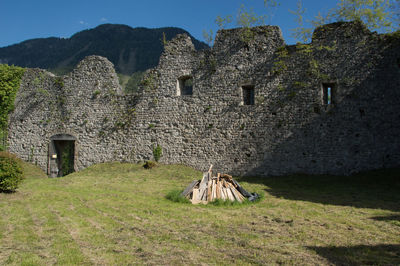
[[49, 134, 76, 177]]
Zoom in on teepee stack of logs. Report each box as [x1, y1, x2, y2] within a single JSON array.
[[181, 165, 255, 204]]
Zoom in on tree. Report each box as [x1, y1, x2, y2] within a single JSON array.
[[203, 0, 279, 45], [205, 0, 399, 44], [291, 0, 399, 42], [289, 0, 313, 43]]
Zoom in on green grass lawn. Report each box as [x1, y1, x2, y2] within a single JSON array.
[[0, 162, 399, 265]]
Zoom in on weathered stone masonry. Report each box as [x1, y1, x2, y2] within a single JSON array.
[[8, 21, 400, 176]]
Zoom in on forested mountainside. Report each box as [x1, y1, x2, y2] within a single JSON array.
[[0, 24, 208, 75]]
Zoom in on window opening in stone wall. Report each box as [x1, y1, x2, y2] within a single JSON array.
[[322, 83, 335, 105], [242, 85, 255, 105], [177, 76, 193, 96]]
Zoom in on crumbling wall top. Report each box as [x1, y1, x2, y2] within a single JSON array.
[[69, 55, 122, 95], [213, 26, 285, 51], [312, 21, 373, 44], [163, 34, 195, 54], [73, 55, 118, 75]]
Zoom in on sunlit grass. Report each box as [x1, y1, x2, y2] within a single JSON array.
[[0, 161, 399, 265]]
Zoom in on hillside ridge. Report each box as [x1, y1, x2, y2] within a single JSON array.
[[0, 24, 208, 75]]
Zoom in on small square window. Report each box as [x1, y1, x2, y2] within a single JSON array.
[[177, 76, 193, 96], [322, 83, 335, 105], [242, 85, 255, 105]]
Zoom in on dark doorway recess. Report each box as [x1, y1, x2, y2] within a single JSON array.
[[49, 134, 76, 177]]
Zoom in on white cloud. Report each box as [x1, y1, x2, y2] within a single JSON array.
[[79, 20, 89, 26], [100, 17, 108, 22]]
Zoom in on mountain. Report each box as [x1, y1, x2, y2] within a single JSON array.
[[0, 24, 209, 75]]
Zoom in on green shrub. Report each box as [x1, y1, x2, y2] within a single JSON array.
[[93, 90, 101, 97], [153, 144, 162, 162], [54, 77, 64, 88], [143, 160, 157, 169], [0, 65, 25, 143], [0, 130, 7, 151], [209, 198, 244, 206], [165, 190, 191, 204], [0, 152, 24, 192]]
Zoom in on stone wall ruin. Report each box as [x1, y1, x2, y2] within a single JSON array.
[[7, 21, 400, 176]]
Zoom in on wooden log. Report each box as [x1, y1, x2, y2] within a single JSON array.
[[221, 184, 228, 200], [208, 164, 213, 173], [199, 173, 208, 201], [225, 188, 231, 200], [207, 177, 212, 202], [229, 187, 238, 201], [229, 184, 243, 203], [211, 180, 216, 201], [220, 185, 226, 200], [191, 188, 200, 204], [200, 188, 207, 201], [220, 187, 226, 200], [232, 179, 252, 198], [221, 173, 233, 180], [216, 181, 221, 199], [235, 188, 246, 201], [182, 180, 199, 197], [226, 187, 235, 201]]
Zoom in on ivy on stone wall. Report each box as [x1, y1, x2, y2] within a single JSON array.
[[140, 70, 159, 92], [0, 65, 25, 150], [295, 42, 336, 81], [271, 46, 289, 75]]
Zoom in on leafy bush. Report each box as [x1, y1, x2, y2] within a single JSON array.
[[153, 144, 162, 162], [165, 190, 191, 204], [53, 77, 64, 88], [92, 90, 101, 98], [143, 160, 157, 169], [0, 65, 25, 150], [0, 152, 24, 192], [0, 130, 7, 151], [0, 64, 25, 130]]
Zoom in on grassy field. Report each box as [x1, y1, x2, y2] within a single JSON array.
[[0, 162, 399, 265]]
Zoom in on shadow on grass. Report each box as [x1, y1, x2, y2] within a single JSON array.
[[308, 244, 400, 265], [0, 189, 16, 194], [236, 168, 400, 212], [371, 214, 400, 222]]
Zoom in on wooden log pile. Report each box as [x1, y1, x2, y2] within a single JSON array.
[[181, 165, 255, 204]]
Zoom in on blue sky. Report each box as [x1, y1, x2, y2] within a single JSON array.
[[0, 0, 340, 47]]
